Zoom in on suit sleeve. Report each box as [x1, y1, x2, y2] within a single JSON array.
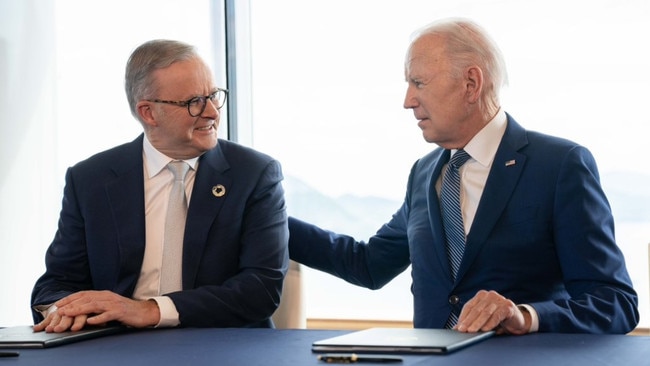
[[531, 146, 639, 333], [288, 214, 411, 290], [30, 168, 94, 322], [288, 163, 416, 290]]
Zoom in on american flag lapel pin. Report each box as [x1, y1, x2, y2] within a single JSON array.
[[505, 159, 516, 167]]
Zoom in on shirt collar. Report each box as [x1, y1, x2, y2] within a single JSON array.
[[458, 108, 507, 168], [142, 135, 199, 178]]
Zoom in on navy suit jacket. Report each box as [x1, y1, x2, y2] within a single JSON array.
[[32, 135, 289, 328], [289, 114, 639, 333]]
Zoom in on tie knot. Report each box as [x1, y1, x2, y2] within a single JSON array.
[[449, 149, 471, 168], [167, 161, 189, 181]]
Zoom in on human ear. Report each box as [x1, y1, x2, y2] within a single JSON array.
[[136, 101, 158, 127], [465, 66, 483, 104]]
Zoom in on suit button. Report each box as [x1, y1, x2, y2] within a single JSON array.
[[449, 295, 460, 305]]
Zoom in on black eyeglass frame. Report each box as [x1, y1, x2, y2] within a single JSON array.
[[147, 88, 228, 117]]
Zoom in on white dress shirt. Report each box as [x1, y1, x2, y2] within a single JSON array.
[[132, 135, 199, 327]]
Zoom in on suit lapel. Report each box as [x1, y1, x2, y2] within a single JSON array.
[[426, 149, 453, 278], [182, 143, 231, 287], [455, 116, 528, 281], [104, 135, 147, 295]]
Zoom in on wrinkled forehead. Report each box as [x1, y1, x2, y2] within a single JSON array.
[[152, 57, 216, 94], [404, 34, 448, 75]]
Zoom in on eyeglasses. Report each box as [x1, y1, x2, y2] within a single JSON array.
[[147, 88, 228, 117]]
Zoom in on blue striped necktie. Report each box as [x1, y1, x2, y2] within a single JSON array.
[[440, 149, 471, 328]]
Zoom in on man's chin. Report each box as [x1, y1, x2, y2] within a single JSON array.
[[194, 137, 218, 153]]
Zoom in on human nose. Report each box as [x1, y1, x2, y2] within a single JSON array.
[[403, 85, 418, 109], [200, 97, 220, 119]]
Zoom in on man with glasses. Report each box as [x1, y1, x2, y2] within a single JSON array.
[[31, 40, 289, 331]]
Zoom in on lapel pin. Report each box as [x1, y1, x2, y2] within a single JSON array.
[[505, 159, 516, 167], [212, 184, 226, 197]]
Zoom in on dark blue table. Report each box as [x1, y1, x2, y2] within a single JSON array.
[[1, 328, 649, 365]]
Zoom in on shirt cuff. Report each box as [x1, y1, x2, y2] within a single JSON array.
[[517, 304, 539, 333], [33, 304, 57, 319], [150, 296, 180, 328]]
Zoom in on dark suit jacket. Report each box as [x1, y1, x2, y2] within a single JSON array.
[[289, 114, 639, 333], [32, 135, 289, 328]]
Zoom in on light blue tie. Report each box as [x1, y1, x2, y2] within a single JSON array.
[[440, 149, 471, 328]]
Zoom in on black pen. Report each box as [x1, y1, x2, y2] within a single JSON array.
[[317, 353, 402, 363], [0, 351, 19, 358]]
